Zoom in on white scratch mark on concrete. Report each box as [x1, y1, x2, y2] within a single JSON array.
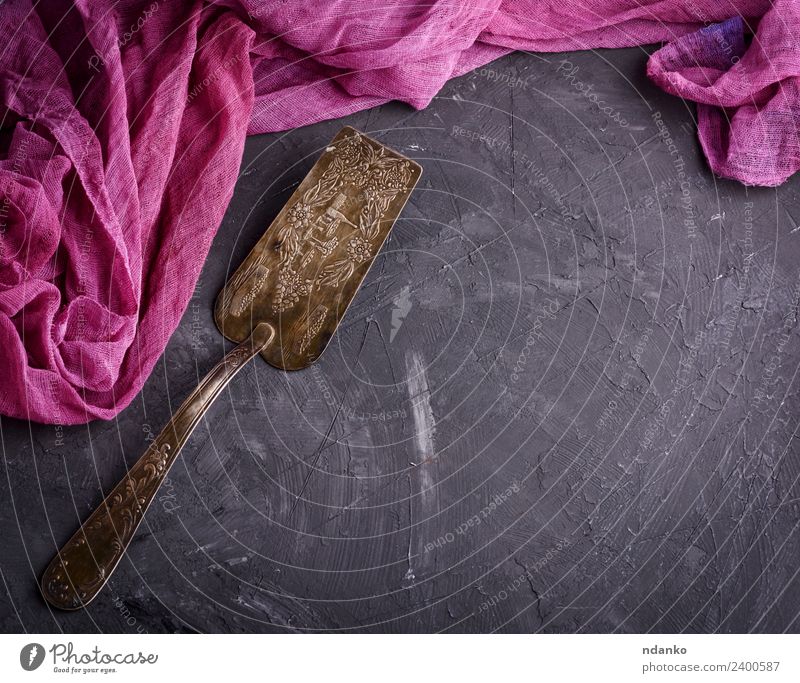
[[409, 359, 436, 465], [404, 350, 438, 581]]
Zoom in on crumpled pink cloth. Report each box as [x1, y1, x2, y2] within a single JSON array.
[[0, 0, 796, 424]]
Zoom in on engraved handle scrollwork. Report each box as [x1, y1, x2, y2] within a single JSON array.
[[40, 322, 276, 610]]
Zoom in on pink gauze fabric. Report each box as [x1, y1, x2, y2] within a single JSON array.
[[0, 0, 797, 425]]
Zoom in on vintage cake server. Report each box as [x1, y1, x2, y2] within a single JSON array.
[[40, 127, 421, 610]]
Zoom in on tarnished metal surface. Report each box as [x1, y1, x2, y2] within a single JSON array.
[[214, 126, 422, 370], [40, 323, 276, 610], [39, 128, 421, 610]]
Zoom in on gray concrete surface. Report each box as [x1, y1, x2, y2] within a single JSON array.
[[2, 47, 800, 633]]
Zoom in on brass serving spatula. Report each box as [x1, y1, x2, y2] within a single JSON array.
[[40, 127, 421, 610]]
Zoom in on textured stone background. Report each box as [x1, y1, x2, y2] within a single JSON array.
[[2, 47, 800, 633]]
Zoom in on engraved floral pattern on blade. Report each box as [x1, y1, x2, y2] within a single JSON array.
[[298, 305, 329, 354], [267, 132, 414, 357], [273, 268, 311, 313], [346, 235, 372, 263], [212, 129, 416, 364], [227, 263, 270, 316]]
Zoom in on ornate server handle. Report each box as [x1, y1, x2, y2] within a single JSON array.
[[40, 322, 276, 610]]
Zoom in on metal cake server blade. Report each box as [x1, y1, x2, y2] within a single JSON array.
[[40, 127, 421, 610]]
